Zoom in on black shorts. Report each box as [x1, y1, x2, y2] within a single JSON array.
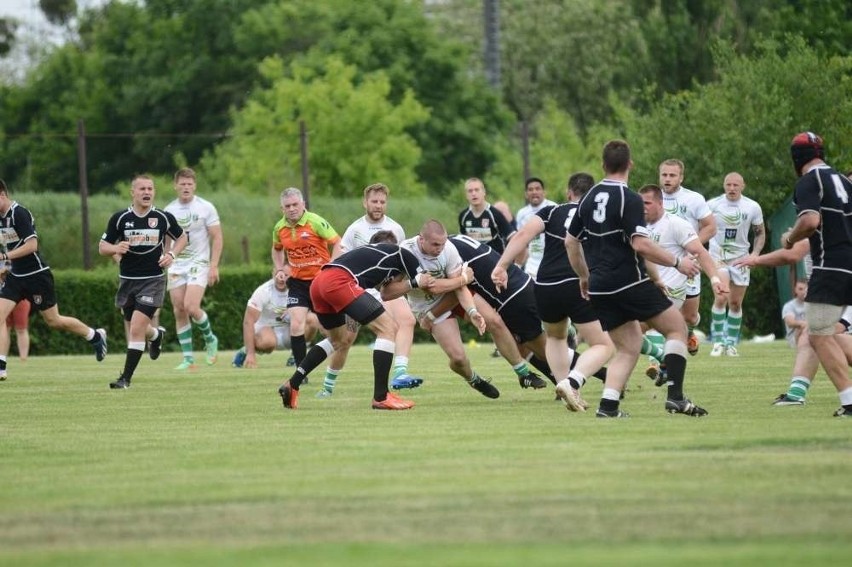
[[534, 279, 598, 324], [0, 270, 57, 311], [286, 277, 314, 310], [590, 280, 672, 331], [497, 285, 544, 344], [317, 293, 385, 330], [806, 269, 852, 307], [116, 276, 166, 312]]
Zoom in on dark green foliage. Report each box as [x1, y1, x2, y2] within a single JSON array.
[[25, 264, 478, 356], [27, 265, 268, 356]]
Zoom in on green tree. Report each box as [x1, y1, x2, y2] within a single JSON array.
[[623, 38, 851, 214], [234, 0, 513, 196], [202, 56, 429, 198], [619, 38, 851, 334], [0, 0, 272, 192], [0, 18, 16, 57], [485, 99, 609, 204]]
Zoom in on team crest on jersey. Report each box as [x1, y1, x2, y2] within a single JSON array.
[[481, 219, 490, 228], [148, 218, 158, 228], [299, 231, 310, 240], [33, 294, 43, 305]]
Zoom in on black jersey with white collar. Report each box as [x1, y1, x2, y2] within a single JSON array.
[[0, 201, 49, 277], [101, 206, 184, 279], [324, 243, 421, 289]]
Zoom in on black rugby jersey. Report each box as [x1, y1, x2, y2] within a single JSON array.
[[793, 164, 852, 275], [101, 206, 184, 279], [0, 202, 49, 277], [324, 243, 420, 289], [567, 180, 649, 294], [457, 204, 515, 254], [448, 234, 531, 311], [534, 203, 580, 284]]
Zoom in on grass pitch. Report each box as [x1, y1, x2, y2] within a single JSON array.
[[1, 340, 850, 566]]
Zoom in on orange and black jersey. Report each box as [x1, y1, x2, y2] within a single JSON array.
[[0, 201, 49, 277], [101, 206, 184, 280], [324, 243, 421, 289]]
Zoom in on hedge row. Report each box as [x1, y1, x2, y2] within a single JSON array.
[[24, 266, 453, 357]]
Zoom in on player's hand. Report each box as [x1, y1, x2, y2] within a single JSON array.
[[781, 230, 794, 250], [462, 264, 473, 285], [470, 310, 487, 335], [245, 354, 257, 369], [676, 255, 700, 278], [579, 277, 590, 300], [114, 241, 130, 255], [418, 313, 434, 332], [208, 266, 220, 286], [491, 266, 508, 292], [732, 255, 756, 268], [712, 279, 729, 296], [158, 252, 176, 268], [415, 272, 436, 290]]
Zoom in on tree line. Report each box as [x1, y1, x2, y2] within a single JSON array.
[[0, 0, 849, 210]]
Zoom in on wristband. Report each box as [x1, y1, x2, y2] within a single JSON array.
[[466, 306, 478, 317], [424, 311, 436, 322], [167, 251, 176, 259], [710, 276, 721, 285]]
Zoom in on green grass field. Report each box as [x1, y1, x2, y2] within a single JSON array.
[[1, 340, 850, 566]]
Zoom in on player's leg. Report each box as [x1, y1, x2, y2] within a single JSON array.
[[0, 297, 16, 379], [709, 269, 731, 355], [431, 316, 498, 399], [774, 329, 818, 405], [169, 283, 197, 369], [723, 280, 748, 356], [595, 320, 642, 417], [385, 296, 420, 382], [806, 302, 852, 416], [184, 280, 217, 365]]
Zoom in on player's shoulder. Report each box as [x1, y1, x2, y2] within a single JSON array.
[[706, 194, 725, 207]]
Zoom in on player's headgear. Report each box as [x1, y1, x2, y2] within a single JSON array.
[[790, 131, 824, 176]]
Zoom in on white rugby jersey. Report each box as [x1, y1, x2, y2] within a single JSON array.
[[340, 215, 405, 252], [646, 212, 699, 302], [707, 194, 764, 262], [662, 186, 712, 233], [247, 278, 290, 328], [516, 199, 556, 278], [399, 235, 464, 312], [164, 195, 220, 265]]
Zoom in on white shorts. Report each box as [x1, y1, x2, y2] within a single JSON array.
[[685, 275, 700, 297], [718, 260, 751, 287], [255, 323, 292, 350], [167, 263, 210, 290], [807, 303, 844, 336]]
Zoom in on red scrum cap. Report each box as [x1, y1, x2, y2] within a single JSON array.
[[790, 131, 824, 176]]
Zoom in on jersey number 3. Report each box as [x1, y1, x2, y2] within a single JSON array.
[[593, 193, 610, 223]]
